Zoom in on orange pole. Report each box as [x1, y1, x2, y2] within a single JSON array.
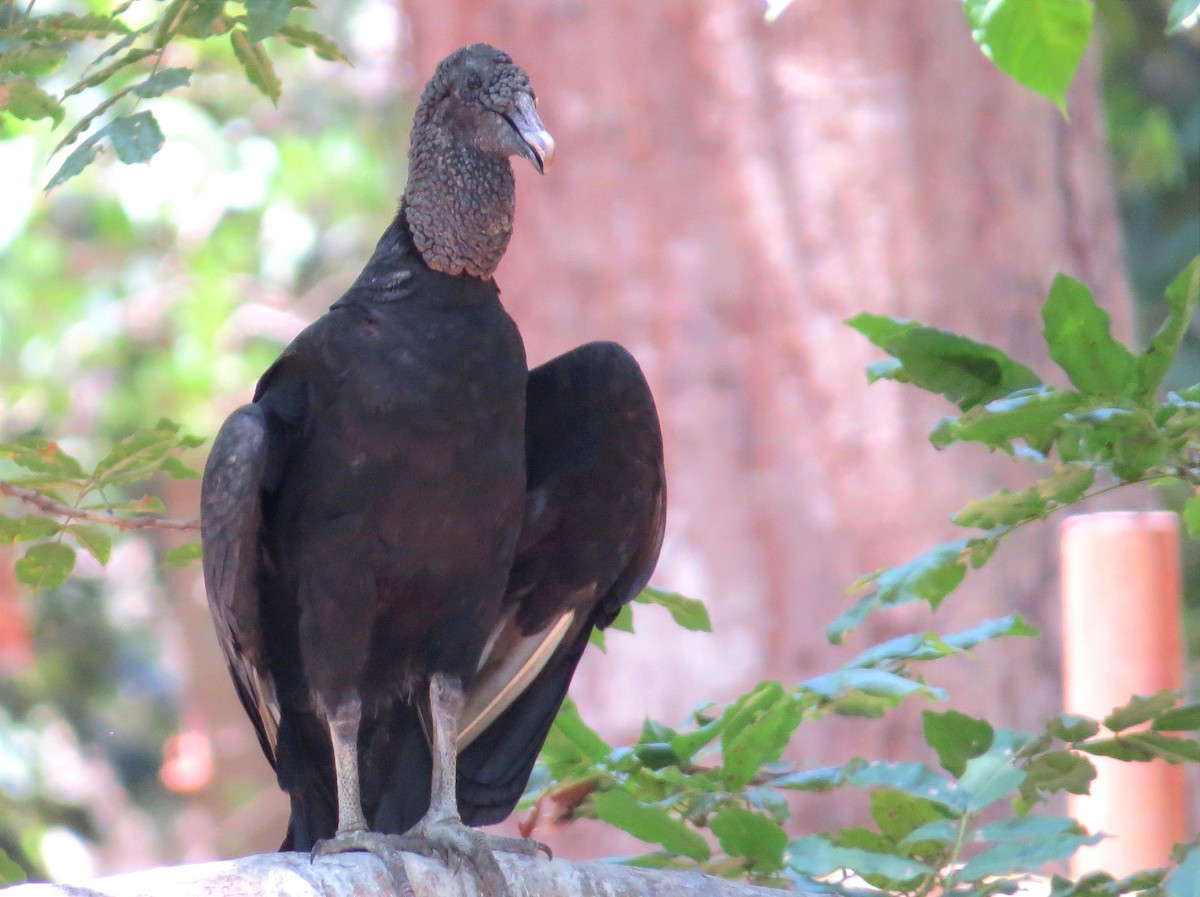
[[1061, 511, 1188, 878]]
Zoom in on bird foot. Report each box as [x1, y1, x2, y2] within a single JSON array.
[[312, 829, 419, 897], [388, 817, 550, 897]]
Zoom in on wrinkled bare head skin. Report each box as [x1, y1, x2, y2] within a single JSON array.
[[404, 44, 555, 279]]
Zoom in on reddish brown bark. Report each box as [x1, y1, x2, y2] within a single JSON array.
[[401, 0, 1135, 853]]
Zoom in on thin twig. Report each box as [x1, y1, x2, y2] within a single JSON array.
[[0, 480, 199, 531]]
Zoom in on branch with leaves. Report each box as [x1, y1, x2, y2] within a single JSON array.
[[0, 419, 203, 589], [519, 261, 1200, 896], [0, 0, 348, 188]]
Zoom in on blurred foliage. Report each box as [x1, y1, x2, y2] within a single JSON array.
[[0, 0, 403, 878], [1096, 0, 1200, 667]]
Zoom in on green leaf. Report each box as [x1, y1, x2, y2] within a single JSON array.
[[1152, 703, 1200, 732], [847, 314, 1041, 411], [1165, 842, 1200, 897], [0, 437, 86, 479], [802, 669, 945, 706], [831, 541, 969, 644], [1079, 731, 1200, 764], [544, 698, 610, 765], [0, 515, 63, 543], [107, 111, 165, 164], [165, 543, 202, 567], [47, 126, 105, 188], [942, 614, 1039, 650], [15, 542, 76, 589], [0, 77, 64, 126], [17, 12, 130, 41], [956, 747, 1025, 813], [1184, 496, 1200, 539], [932, 387, 1082, 451], [245, 0, 293, 43], [1042, 274, 1138, 397], [0, 848, 24, 886], [91, 420, 181, 487], [161, 456, 201, 480], [592, 790, 710, 862], [278, 23, 350, 62], [787, 834, 933, 883], [770, 765, 844, 792], [952, 465, 1094, 529], [231, 28, 282, 104], [0, 46, 68, 76], [1047, 713, 1100, 743], [720, 681, 802, 789], [924, 710, 994, 777], [131, 67, 192, 98], [952, 486, 1047, 529], [68, 525, 112, 564], [870, 789, 952, 844], [1167, 0, 1200, 33], [1138, 259, 1199, 398], [959, 823, 1100, 881], [1021, 750, 1095, 799], [1103, 690, 1181, 732], [842, 760, 958, 810], [710, 805, 787, 871], [635, 587, 711, 632], [964, 0, 1093, 115]]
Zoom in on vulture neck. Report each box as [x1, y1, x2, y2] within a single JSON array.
[[402, 112, 516, 281]]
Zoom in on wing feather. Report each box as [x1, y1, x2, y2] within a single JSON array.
[[200, 403, 280, 766]]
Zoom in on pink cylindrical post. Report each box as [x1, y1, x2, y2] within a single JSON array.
[[1061, 511, 1188, 877]]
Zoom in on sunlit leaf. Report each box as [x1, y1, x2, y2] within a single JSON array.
[[710, 805, 787, 871], [1079, 731, 1200, 764], [964, 0, 1093, 115], [69, 524, 112, 564], [924, 710, 994, 777], [15, 542, 76, 588], [1138, 259, 1199, 399], [245, 0, 293, 43], [956, 747, 1025, 813], [131, 67, 192, 98], [278, 23, 350, 62], [635, 587, 711, 632], [848, 313, 1041, 411], [165, 543, 202, 567], [1042, 275, 1138, 397], [1103, 690, 1181, 732], [0, 515, 63, 543], [0, 46, 68, 76], [787, 834, 933, 883], [231, 28, 282, 104], [593, 790, 710, 862], [1152, 703, 1200, 732]]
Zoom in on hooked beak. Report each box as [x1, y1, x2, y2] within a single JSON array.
[[507, 92, 555, 173]]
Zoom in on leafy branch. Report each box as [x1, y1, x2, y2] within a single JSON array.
[[524, 260, 1200, 895], [0, 418, 204, 588], [0, 0, 349, 187]]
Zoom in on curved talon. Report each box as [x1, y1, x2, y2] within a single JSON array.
[[311, 830, 416, 897]]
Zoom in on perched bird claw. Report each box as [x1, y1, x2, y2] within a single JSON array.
[[388, 817, 548, 897], [311, 830, 419, 897]]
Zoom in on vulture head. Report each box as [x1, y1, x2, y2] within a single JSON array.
[[404, 44, 555, 278]]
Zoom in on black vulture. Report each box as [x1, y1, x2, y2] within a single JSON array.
[[200, 43, 665, 893]]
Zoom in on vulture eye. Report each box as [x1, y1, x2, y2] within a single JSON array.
[[466, 73, 482, 91]]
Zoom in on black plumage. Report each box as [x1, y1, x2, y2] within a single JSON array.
[[199, 44, 665, 887]]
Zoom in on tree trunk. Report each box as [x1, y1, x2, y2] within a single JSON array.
[[402, 0, 1135, 852]]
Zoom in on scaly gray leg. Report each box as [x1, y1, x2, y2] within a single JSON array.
[[311, 698, 417, 897], [388, 674, 548, 897]]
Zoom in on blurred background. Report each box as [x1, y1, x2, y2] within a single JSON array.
[[0, 0, 1197, 881]]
